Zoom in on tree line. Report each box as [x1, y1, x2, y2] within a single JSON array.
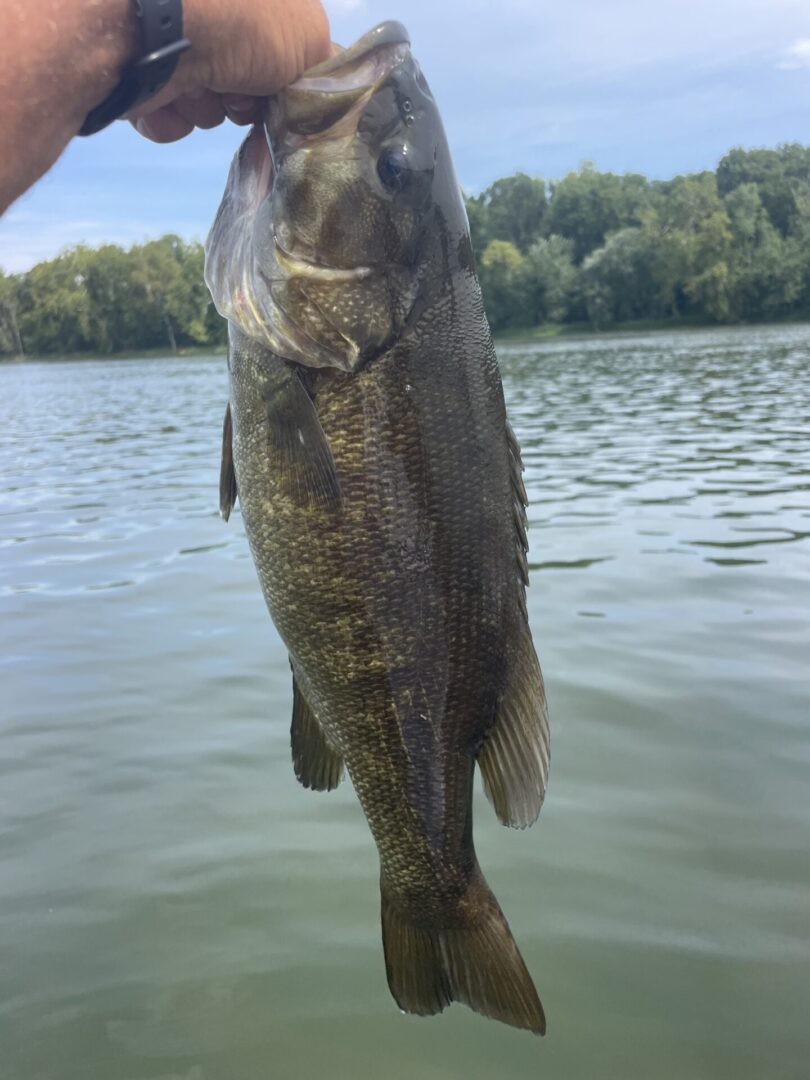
[[2, 143, 810, 356], [0, 236, 225, 357], [469, 143, 810, 331]]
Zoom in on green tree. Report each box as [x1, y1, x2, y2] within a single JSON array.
[[646, 173, 735, 320], [579, 227, 664, 326], [547, 165, 652, 262], [717, 144, 810, 237], [520, 235, 576, 324], [464, 193, 490, 264], [469, 173, 547, 254], [131, 236, 210, 353], [478, 240, 528, 330], [73, 244, 148, 353], [16, 250, 95, 354], [0, 270, 24, 356], [725, 183, 804, 318]]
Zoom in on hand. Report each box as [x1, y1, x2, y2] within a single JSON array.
[[130, 0, 331, 143]]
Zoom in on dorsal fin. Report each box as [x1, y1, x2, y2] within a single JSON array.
[[477, 624, 549, 829], [506, 420, 530, 617], [219, 402, 238, 521], [476, 419, 549, 828]]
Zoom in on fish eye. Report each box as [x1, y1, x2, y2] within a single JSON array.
[[377, 147, 412, 193]]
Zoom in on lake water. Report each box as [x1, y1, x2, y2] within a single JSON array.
[[1, 325, 809, 1080]]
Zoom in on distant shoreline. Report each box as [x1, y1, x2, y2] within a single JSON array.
[[0, 344, 228, 363], [493, 314, 810, 344], [3, 316, 810, 362]]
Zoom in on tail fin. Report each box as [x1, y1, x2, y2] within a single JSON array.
[[381, 871, 545, 1035]]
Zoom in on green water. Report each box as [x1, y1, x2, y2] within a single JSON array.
[[2, 325, 808, 1080]]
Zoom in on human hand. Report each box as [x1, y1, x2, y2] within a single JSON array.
[[129, 0, 331, 143]]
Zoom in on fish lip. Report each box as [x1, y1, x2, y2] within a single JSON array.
[[277, 25, 411, 104], [303, 21, 411, 80]]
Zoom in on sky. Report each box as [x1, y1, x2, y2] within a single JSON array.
[[2, 0, 810, 272]]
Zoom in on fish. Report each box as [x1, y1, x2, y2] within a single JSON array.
[[205, 21, 550, 1035]]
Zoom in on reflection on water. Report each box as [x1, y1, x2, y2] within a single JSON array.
[[1, 325, 809, 1079]]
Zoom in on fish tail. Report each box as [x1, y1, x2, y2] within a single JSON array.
[[380, 867, 545, 1035]]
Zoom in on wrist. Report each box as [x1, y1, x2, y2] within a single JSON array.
[[65, 1, 142, 130], [0, 0, 139, 210]]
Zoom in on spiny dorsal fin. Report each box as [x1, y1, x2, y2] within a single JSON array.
[[506, 420, 530, 616], [219, 402, 238, 521], [291, 670, 344, 791], [478, 624, 549, 829]]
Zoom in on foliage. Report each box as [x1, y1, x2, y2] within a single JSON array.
[[466, 173, 548, 256], [478, 240, 528, 330], [545, 164, 651, 263], [464, 143, 810, 333], [0, 269, 23, 355], [521, 236, 577, 325], [3, 143, 810, 358], [2, 238, 226, 357]]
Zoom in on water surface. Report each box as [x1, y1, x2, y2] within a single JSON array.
[[2, 325, 809, 1079]]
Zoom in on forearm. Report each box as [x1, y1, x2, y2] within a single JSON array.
[[0, 0, 138, 213], [0, 0, 331, 215]]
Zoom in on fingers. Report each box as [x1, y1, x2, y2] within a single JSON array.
[[127, 0, 333, 144], [221, 95, 263, 126], [171, 89, 227, 130], [131, 93, 262, 142], [131, 91, 231, 142], [132, 104, 194, 143]]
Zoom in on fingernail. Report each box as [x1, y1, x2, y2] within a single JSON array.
[[223, 95, 256, 113]]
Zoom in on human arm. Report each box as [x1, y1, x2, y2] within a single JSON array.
[[0, 0, 330, 214]]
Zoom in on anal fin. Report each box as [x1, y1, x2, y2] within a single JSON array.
[[478, 625, 549, 829], [291, 670, 344, 791]]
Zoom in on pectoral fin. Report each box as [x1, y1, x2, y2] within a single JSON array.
[[219, 402, 238, 521], [291, 670, 344, 791], [477, 625, 549, 829], [228, 324, 342, 510], [262, 369, 342, 509]]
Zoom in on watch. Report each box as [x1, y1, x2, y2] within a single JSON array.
[[79, 0, 191, 136]]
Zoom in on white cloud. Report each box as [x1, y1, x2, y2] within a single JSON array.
[[778, 38, 810, 69]]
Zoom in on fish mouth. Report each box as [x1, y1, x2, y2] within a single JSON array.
[[267, 21, 412, 142], [206, 25, 416, 373], [263, 24, 414, 286], [297, 21, 411, 88]]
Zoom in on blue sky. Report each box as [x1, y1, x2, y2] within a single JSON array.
[[2, 0, 810, 272]]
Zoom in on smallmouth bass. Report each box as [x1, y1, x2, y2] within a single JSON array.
[[205, 21, 550, 1034]]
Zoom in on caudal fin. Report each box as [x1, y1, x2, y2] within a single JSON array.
[[380, 871, 545, 1035]]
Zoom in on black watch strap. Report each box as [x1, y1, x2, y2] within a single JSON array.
[[79, 0, 191, 136]]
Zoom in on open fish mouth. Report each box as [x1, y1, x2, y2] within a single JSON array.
[[267, 21, 412, 148], [297, 20, 410, 85]]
